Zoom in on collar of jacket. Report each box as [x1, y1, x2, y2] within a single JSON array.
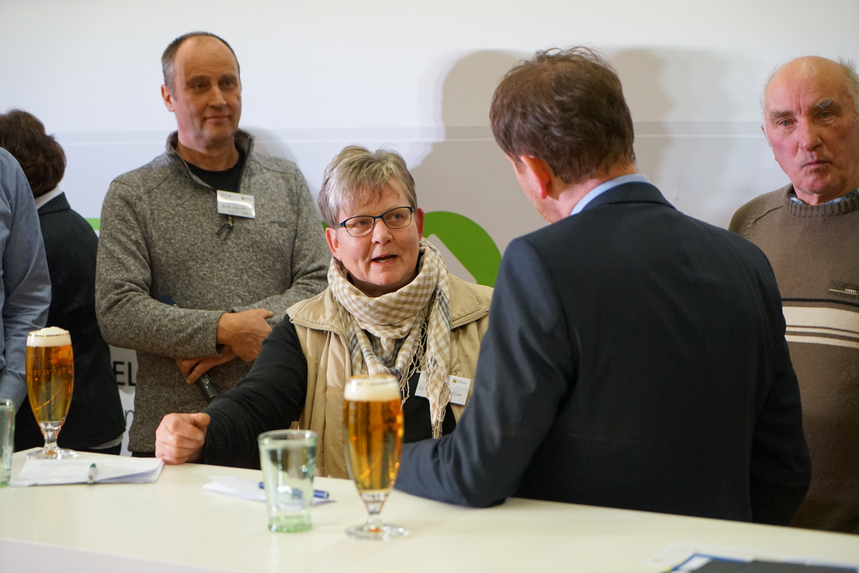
[[163, 129, 254, 188], [581, 181, 674, 213], [36, 191, 71, 215]]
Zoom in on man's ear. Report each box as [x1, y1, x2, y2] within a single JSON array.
[[161, 85, 175, 112], [761, 123, 775, 149], [518, 155, 554, 200]]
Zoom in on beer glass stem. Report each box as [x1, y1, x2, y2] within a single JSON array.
[[348, 490, 406, 539], [361, 492, 387, 532], [40, 422, 62, 455]]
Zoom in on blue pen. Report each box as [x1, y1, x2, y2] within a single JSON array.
[[258, 482, 330, 499]]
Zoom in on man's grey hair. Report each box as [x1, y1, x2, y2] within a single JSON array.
[[161, 31, 240, 92], [318, 145, 417, 228], [838, 58, 859, 118], [761, 57, 859, 133]]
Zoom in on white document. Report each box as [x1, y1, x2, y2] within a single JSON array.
[[204, 476, 333, 506], [11, 457, 164, 486]]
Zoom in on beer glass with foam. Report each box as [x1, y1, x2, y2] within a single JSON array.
[[343, 374, 407, 539], [26, 327, 75, 459]]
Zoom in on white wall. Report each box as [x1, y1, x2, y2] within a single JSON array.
[[4, 0, 858, 237], [2, 0, 858, 451]]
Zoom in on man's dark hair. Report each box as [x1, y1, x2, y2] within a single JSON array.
[[490, 47, 635, 184], [161, 31, 240, 92], [0, 109, 66, 197]]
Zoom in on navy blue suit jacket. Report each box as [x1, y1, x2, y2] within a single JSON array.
[[396, 182, 811, 524]]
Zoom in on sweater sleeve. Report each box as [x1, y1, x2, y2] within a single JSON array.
[[95, 179, 224, 359], [202, 316, 309, 468]]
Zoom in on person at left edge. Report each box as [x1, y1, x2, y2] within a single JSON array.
[[0, 148, 50, 410], [95, 32, 330, 456], [0, 109, 125, 454]]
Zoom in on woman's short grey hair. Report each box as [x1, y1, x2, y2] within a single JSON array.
[[318, 145, 417, 227]]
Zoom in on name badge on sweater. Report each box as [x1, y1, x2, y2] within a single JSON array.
[[217, 190, 255, 219], [415, 372, 471, 406]]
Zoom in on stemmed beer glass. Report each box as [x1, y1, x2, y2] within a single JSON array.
[[343, 374, 407, 539], [26, 327, 75, 459]]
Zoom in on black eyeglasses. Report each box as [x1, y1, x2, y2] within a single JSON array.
[[336, 206, 415, 237]]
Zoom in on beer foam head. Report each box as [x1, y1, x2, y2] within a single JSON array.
[[27, 326, 71, 347], [344, 375, 400, 402]]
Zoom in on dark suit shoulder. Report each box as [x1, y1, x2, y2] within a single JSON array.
[[513, 194, 774, 290], [39, 198, 99, 253]]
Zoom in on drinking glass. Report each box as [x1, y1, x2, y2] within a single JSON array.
[[343, 374, 406, 540], [0, 399, 15, 486], [258, 429, 317, 533], [26, 327, 75, 459]]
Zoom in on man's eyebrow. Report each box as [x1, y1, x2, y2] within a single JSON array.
[[767, 98, 842, 122], [767, 109, 793, 122], [185, 74, 210, 84], [812, 98, 839, 112]]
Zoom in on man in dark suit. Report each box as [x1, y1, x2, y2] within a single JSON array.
[[395, 47, 812, 525]]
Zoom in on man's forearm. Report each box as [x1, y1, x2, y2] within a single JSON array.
[[98, 294, 225, 359], [228, 268, 328, 321]]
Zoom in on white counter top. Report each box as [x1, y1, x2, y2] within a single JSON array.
[[2, 451, 858, 572]]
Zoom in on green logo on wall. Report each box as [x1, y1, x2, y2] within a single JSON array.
[[422, 211, 500, 287]]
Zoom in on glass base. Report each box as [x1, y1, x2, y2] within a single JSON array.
[[27, 447, 76, 459], [268, 511, 312, 533], [346, 522, 407, 540]]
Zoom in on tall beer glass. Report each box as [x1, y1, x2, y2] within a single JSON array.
[[26, 327, 75, 459], [343, 374, 406, 539]]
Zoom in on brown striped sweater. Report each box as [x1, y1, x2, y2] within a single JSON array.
[[730, 184, 859, 534]]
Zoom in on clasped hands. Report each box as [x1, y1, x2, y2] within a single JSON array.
[[175, 307, 274, 384]]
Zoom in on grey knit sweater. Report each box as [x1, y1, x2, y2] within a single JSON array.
[[95, 131, 330, 452]]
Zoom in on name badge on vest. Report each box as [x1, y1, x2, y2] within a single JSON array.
[[217, 190, 255, 219], [415, 372, 471, 406]]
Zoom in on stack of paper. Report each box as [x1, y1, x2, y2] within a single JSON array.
[[204, 475, 334, 506], [11, 458, 164, 486]]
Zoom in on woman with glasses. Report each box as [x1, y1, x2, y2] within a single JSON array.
[[155, 146, 493, 476]]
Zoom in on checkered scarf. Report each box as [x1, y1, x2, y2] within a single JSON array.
[[329, 238, 452, 438]]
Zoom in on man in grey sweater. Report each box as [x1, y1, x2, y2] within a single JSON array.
[[96, 32, 329, 456]]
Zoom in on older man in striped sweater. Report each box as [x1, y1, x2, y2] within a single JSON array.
[[730, 55, 859, 534]]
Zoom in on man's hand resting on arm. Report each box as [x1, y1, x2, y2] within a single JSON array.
[[176, 346, 237, 384], [217, 308, 274, 361], [155, 413, 210, 464]]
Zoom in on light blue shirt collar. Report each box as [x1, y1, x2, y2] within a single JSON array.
[[570, 174, 650, 217], [788, 186, 859, 205]]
